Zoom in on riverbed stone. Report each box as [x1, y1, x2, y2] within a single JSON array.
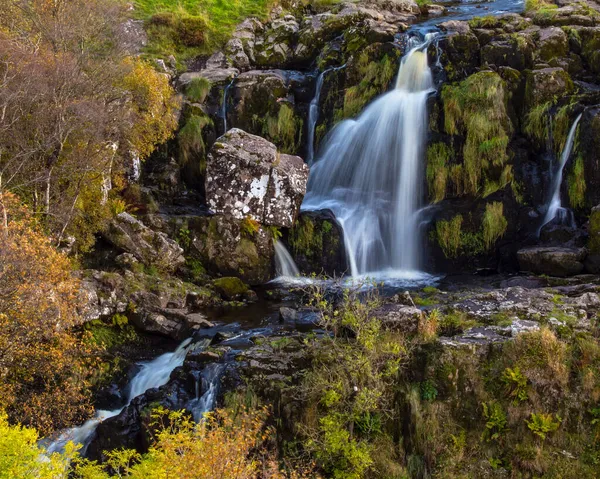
[[524, 67, 575, 107], [517, 246, 586, 276]]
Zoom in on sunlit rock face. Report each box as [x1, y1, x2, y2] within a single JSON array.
[[205, 128, 308, 229]]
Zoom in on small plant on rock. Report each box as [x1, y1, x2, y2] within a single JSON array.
[[482, 402, 508, 442], [501, 366, 528, 403], [526, 412, 561, 441]]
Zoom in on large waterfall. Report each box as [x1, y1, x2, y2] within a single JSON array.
[[538, 113, 582, 235], [302, 35, 435, 278]]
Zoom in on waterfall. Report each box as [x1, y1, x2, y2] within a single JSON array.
[[302, 35, 436, 277], [274, 241, 300, 277], [188, 363, 225, 422], [306, 65, 345, 165], [222, 77, 236, 134], [45, 338, 198, 454], [538, 113, 582, 235]]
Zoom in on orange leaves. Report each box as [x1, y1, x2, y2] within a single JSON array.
[[0, 192, 96, 434]]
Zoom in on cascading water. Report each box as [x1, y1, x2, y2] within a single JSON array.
[[302, 34, 436, 278], [188, 363, 226, 422], [537, 113, 582, 235], [274, 241, 300, 277], [222, 77, 236, 134], [45, 338, 198, 454], [306, 65, 346, 165]]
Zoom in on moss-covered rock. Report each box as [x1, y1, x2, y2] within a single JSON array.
[[212, 276, 249, 300], [438, 30, 481, 82], [537, 26, 569, 61], [524, 67, 575, 108], [481, 33, 535, 70], [189, 215, 273, 285], [288, 211, 347, 276]]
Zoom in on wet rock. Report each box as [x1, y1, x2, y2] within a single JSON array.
[[279, 306, 297, 322], [288, 211, 348, 276], [103, 213, 184, 272], [206, 129, 308, 228], [517, 246, 586, 277], [132, 312, 183, 338]]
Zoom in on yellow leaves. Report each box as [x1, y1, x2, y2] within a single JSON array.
[[0, 192, 95, 434], [120, 58, 180, 160]]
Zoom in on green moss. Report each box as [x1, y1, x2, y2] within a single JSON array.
[[588, 209, 600, 254], [289, 216, 321, 257], [553, 103, 572, 154], [186, 77, 211, 103], [568, 154, 586, 209], [482, 202, 508, 250], [426, 143, 452, 203], [213, 276, 249, 299], [178, 113, 212, 169], [523, 101, 552, 146], [441, 72, 512, 196], [263, 103, 303, 154], [84, 316, 138, 349], [468, 15, 501, 29], [240, 216, 260, 238], [337, 53, 398, 121]]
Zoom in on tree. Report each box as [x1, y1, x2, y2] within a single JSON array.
[[0, 0, 179, 251], [0, 192, 97, 434]]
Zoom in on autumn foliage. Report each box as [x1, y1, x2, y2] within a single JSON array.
[[0, 192, 96, 434], [0, 0, 179, 251]]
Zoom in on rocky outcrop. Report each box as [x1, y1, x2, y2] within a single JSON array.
[[517, 246, 586, 277], [373, 304, 425, 335], [103, 213, 185, 272], [206, 129, 308, 228], [80, 269, 219, 338]]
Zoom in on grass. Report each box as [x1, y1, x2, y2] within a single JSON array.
[[442, 72, 511, 197], [482, 202, 508, 250], [134, 0, 277, 62], [426, 143, 452, 203]]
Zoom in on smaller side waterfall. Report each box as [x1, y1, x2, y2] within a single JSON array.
[[306, 65, 345, 164], [45, 338, 198, 454], [274, 241, 300, 277], [222, 77, 236, 134], [188, 363, 226, 422], [538, 113, 582, 235]]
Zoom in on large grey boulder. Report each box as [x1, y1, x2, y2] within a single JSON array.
[[103, 212, 185, 272], [205, 129, 309, 228], [517, 246, 586, 277], [372, 304, 425, 335]]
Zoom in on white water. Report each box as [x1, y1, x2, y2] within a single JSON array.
[[537, 113, 582, 235], [306, 65, 345, 165], [222, 78, 236, 133], [188, 363, 226, 422], [274, 240, 300, 278], [302, 35, 436, 278], [45, 338, 196, 454]]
